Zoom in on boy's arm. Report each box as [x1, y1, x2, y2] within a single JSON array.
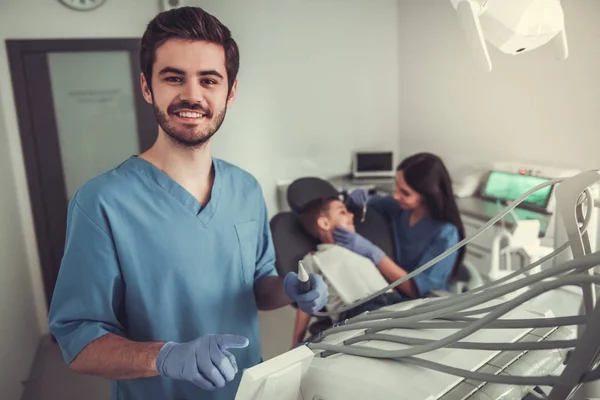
[[292, 308, 312, 346], [376, 257, 418, 298]]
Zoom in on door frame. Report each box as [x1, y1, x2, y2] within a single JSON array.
[[7, 38, 156, 308]]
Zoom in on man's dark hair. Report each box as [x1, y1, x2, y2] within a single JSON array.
[[298, 197, 340, 238], [140, 6, 240, 93]]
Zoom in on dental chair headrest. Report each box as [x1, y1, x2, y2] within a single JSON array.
[[275, 176, 395, 276], [270, 206, 396, 277], [286, 177, 340, 213], [270, 212, 319, 277]]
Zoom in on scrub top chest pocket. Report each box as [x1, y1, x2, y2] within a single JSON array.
[[235, 221, 259, 285]]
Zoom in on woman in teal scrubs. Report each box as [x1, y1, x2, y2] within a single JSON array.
[[335, 153, 466, 300]]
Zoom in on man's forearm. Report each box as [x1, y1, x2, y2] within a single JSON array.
[[254, 276, 292, 310], [69, 333, 165, 380]]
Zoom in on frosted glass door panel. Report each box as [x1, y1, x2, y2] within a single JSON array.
[[48, 51, 140, 199]]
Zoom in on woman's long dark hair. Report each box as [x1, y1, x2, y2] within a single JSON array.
[[398, 153, 465, 277]]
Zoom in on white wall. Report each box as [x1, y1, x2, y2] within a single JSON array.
[[396, 0, 599, 173], [0, 0, 401, 370], [200, 0, 401, 214]]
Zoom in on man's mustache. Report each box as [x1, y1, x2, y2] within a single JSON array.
[[168, 101, 212, 117]]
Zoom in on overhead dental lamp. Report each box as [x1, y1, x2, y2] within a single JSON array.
[[449, 0, 569, 72]]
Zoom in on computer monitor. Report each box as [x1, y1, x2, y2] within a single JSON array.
[[352, 151, 395, 178], [480, 170, 554, 213]]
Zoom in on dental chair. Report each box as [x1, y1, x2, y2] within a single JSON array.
[[269, 177, 482, 337]]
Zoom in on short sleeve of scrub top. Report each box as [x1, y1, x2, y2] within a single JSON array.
[[49, 197, 126, 363], [411, 223, 460, 297]]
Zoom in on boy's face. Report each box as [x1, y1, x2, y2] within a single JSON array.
[[321, 200, 355, 233]]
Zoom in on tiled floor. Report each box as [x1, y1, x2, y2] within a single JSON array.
[[21, 306, 296, 400]]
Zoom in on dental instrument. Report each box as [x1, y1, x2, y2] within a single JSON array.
[[298, 260, 312, 294], [360, 201, 367, 223]]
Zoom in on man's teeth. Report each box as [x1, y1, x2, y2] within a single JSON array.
[[177, 112, 205, 118]]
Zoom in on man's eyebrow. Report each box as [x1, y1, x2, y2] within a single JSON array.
[[198, 70, 224, 79], [158, 67, 185, 75]]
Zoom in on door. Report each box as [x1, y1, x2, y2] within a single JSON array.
[[7, 39, 157, 308]]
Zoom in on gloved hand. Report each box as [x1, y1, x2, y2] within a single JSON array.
[[156, 334, 249, 391], [347, 189, 370, 207], [284, 272, 328, 314], [333, 227, 386, 265]]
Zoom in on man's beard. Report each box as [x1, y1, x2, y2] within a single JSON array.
[[153, 100, 227, 149]]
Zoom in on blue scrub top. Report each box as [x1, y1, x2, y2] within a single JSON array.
[[48, 156, 278, 400], [368, 195, 460, 296]]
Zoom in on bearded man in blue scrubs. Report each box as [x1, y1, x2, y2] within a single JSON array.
[[48, 6, 328, 400]]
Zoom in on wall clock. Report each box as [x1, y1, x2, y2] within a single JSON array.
[[58, 0, 108, 11]]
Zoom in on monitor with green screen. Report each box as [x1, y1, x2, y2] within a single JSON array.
[[481, 171, 553, 210]]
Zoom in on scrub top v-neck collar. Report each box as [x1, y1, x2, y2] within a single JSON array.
[[403, 210, 429, 232], [127, 155, 222, 225]]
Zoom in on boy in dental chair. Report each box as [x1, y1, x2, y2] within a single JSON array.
[[291, 197, 405, 346]]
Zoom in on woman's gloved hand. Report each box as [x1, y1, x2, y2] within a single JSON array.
[[284, 272, 328, 314], [156, 334, 249, 391], [347, 189, 371, 206], [333, 227, 386, 265]]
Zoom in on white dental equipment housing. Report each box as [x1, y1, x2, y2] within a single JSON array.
[[450, 0, 569, 72]]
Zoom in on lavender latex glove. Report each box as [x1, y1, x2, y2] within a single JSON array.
[[333, 227, 386, 265], [156, 334, 248, 391], [347, 189, 371, 207], [284, 272, 328, 314]]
